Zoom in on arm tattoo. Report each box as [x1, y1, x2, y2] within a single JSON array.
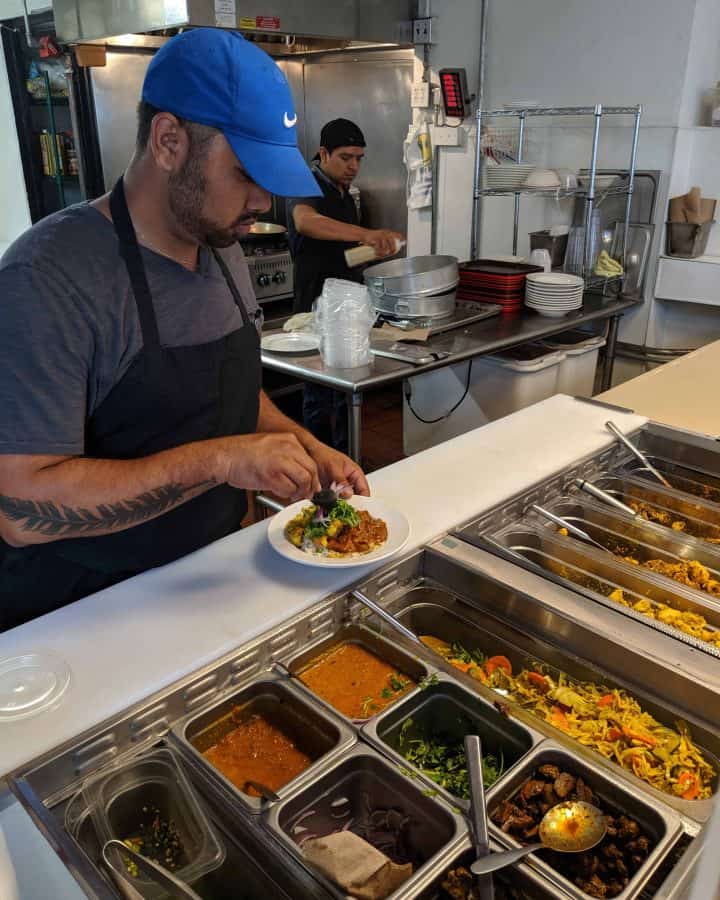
[[0, 479, 217, 537]]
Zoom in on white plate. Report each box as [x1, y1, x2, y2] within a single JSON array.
[[525, 305, 575, 318], [268, 495, 410, 568], [526, 273, 584, 288], [261, 332, 319, 354]]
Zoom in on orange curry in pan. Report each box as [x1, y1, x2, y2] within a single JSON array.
[[298, 641, 416, 719], [202, 712, 313, 796]]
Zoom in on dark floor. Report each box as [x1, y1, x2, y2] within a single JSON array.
[[360, 385, 405, 472]]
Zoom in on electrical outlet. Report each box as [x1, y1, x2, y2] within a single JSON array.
[[411, 81, 430, 108], [412, 17, 433, 44], [430, 125, 465, 147]]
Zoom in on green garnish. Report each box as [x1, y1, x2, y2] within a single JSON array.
[[381, 686, 394, 699], [418, 673, 440, 691], [329, 499, 361, 528], [398, 717, 504, 799], [389, 674, 409, 693], [450, 641, 486, 666]]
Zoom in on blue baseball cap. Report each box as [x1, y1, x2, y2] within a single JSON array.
[[142, 29, 321, 198]]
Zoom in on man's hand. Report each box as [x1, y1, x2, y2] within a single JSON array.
[[362, 229, 404, 259], [303, 438, 370, 498], [221, 433, 321, 501]]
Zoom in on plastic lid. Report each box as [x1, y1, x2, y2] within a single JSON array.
[[0, 652, 71, 720]]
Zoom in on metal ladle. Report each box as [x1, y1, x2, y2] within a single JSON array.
[[465, 735, 494, 900], [470, 800, 607, 876], [605, 421, 672, 489], [531, 504, 610, 555]]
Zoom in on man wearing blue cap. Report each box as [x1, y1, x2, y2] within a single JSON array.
[[0, 30, 368, 630]]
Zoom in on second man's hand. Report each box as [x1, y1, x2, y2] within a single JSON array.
[[301, 436, 370, 498], [362, 228, 404, 259]]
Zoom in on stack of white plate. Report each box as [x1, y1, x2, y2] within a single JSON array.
[[484, 163, 537, 190], [525, 272, 584, 317]]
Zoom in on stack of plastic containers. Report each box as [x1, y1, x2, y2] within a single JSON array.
[[314, 278, 375, 369]]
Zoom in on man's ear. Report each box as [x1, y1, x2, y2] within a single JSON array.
[[150, 112, 190, 174]]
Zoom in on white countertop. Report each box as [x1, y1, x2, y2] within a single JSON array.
[[0, 395, 648, 897]]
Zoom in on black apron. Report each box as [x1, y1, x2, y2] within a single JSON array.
[[291, 167, 363, 313], [0, 177, 261, 632]]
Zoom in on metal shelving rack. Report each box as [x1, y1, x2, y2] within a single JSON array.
[[470, 104, 643, 294]]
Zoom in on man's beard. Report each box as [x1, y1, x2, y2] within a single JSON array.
[[168, 153, 249, 248]]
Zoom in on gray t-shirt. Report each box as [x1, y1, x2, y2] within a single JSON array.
[[0, 204, 261, 456]]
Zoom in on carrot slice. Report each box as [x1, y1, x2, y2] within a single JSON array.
[[485, 655, 512, 677], [550, 705, 569, 730], [622, 725, 657, 747], [597, 694, 614, 707], [527, 672, 550, 692], [606, 727, 622, 741], [679, 771, 700, 800]]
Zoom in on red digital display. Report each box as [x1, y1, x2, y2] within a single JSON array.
[[439, 68, 470, 119]]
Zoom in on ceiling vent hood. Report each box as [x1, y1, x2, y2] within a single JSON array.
[[53, 0, 412, 51]]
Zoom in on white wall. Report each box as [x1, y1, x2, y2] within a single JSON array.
[[0, 28, 31, 252], [410, 0, 720, 353]]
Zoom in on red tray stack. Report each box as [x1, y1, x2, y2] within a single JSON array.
[[457, 260, 544, 312]]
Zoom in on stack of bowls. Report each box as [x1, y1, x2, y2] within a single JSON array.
[[525, 272, 584, 318]]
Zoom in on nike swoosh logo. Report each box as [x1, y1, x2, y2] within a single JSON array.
[[283, 112, 298, 128]]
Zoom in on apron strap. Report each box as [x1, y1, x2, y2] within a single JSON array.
[[109, 176, 162, 350], [211, 248, 252, 328]]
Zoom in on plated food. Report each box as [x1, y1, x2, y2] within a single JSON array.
[[269, 494, 409, 568], [491, 764, 655, 898], [285, 497, 388, 557], [419, 636, 715, 800], [297, 641, 415, 720]]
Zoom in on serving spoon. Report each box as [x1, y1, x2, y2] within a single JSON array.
[[531, 504, 610, 555], [103, 839, 202, 900], [605, 421, 672, 489], [465, 735, 494, 900], [470, 800, 607, 876]]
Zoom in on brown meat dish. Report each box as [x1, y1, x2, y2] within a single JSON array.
[[622, 555, 720, 596], [327, 509, 388, 555], [491, 765, 655, 898]]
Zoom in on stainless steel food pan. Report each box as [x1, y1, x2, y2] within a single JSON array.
[[264, 743, 468, 900], [170, 674, 354, 815], [490, 523, 720, 658], [629, 426, 720, 481], [406, 838, 572, 899], [388, 591, 720, 815], [373, 287, 457, 319], [541, 498, 720, 572], [593, 474, 720, 540], [616, 456, 720, 507], [283, 623, 429, 726], [485, 741, 683, 900], [362, 673, 540, 812]]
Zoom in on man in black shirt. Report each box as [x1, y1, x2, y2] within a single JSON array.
[[287, 119, 403, 452]]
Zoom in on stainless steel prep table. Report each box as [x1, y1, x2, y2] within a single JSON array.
[[262, 296, 638, 460]]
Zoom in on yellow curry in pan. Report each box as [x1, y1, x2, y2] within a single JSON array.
[[420, 635, 715, 801]]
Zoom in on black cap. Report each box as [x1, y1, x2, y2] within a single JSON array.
[[319, 118, 366, 154]]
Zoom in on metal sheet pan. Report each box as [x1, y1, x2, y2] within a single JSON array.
[[484, 741, 683, 900], [617, 457, 720, 506]]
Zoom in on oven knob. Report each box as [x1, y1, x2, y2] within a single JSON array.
[[273, 271, 287, 284], [257, 273, 271, 287]]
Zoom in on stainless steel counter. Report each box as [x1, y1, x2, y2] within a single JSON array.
[[262, 295, 638, 459]]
